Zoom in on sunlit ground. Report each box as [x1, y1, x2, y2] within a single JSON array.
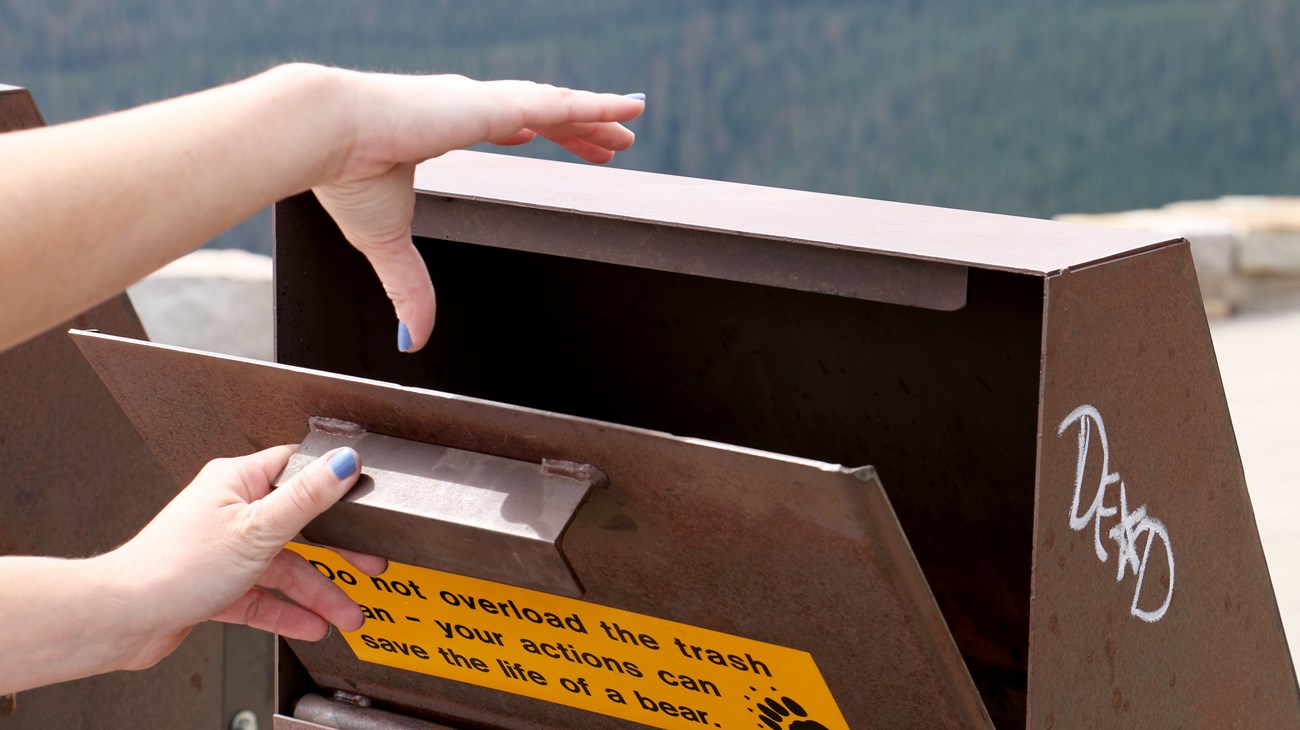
[[1211, 307, 1300, 676]]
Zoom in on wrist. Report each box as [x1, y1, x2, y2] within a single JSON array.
[[78, 549, 164, 672], [0, 553, 157, 692], [253, 62, 358, 191]]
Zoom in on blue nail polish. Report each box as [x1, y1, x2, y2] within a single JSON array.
[[624, 92, 646, 102], [397, 321, 413, 352], [328, 449, 358, 480]]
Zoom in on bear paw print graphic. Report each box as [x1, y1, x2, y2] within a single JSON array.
[[745, 689, 829, 730]]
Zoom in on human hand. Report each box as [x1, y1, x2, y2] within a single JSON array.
[[103, 444, 382, 671], [312, 71, 645, 354]]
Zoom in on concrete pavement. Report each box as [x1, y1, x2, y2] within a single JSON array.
[[1211, 308, 1300, 675]]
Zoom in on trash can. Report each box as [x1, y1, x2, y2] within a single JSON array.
[[76, 151, 1300, 728]]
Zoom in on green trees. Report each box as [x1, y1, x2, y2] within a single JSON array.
[[4, 0, 1296, 253]]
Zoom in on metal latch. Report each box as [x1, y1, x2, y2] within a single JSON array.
[[274, 417, 603, 598]]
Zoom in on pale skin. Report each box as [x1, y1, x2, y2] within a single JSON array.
[[0, 63, 643, 693]]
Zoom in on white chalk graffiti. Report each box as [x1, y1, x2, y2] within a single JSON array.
[[1057, 405, 1175, 623]]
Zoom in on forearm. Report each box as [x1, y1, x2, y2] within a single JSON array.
[[0, 552, 151, 693], [0, 63, 353, 351]]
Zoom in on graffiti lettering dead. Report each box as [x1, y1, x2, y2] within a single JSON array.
[[1057, 405, 1175, 623]]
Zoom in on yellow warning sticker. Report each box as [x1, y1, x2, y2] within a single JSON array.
[[290, 544, 847, 729]]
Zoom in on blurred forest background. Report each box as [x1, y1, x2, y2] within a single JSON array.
[[2, 0, 1297, 253]]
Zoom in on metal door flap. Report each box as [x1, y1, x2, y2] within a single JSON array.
[[71, 328, 989, 728]]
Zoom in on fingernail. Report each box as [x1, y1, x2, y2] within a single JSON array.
[[397, 321, 413, 352], [328, 448, 358, 480], [624, 92, 646, 102]]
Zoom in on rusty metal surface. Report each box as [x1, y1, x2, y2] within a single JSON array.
[[278, 191, 1045, 726], [74, 330, 991, 728], [277, 420, 597, 597], [0, 85, 44, 131], [0, 83, 272, 729], [415, 151, 1176, 275], [1032, 242, 1300, 727]]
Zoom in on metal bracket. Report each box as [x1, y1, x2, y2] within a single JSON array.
[[275, 417, 602, 597]]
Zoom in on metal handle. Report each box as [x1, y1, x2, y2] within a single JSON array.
[[275, 417, 602, 597]]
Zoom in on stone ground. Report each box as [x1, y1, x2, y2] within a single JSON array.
[[1210, 309, 1300, 674], [128, 249, 1300, 678]]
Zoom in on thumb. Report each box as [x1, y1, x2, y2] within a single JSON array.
[[359, 231, 437, 354], [254, 448, 361, 545], [314, 163, 437, 353]]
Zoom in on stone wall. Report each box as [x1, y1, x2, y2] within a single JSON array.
[[127, 248, 274, 360], [1059, 197, 1300, 318]]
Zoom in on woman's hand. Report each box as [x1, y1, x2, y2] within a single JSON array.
[[106, 445, 383, 670], [313, 72, 644, 353], [0, 445, 382, 692], [0, 64, 642, 353]]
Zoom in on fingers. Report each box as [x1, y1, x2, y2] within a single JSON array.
[[365, 236, 436, 353], [495, 82, 645, 130], [498, 86, 642, 162], [211, 588, 332, 641], [332, 547, 388, 577], [213, 548, 365, 639], [243, 447, 361, 549], [230, 444, 299, 500], [314, 164, 437, 353], [534, 120, 636, 154], [540, 135, 616, 165], [490, 129, 537, 147]]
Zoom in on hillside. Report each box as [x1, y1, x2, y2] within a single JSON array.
[[2, 0, 1297, 253]]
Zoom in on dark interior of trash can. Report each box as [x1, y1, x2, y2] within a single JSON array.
[[277, 195, 1043, 728]]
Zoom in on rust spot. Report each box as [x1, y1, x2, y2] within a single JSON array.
[[1048, 613, 1059, 635], [190, 672, 202, 690], [1045, 527, 1055, 548], [1169, 673, 1177, 688], [309, 416, 366, 437], [601, 513, 638, 532], [1224, 596, 1232, 614], [541, 459, 607, 488], [1112, 687, 1123, 714], [1105, 638, 1116, 681], [1045, 712, 1055, 729], [1057, 555, 1066, 572]]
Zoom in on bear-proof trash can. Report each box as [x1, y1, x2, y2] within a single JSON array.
[[77, 151, 1300, 729]]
